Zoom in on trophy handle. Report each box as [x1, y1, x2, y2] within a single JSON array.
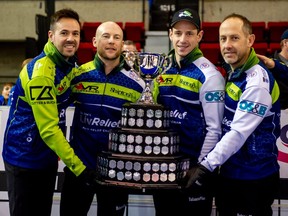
[[161, 54, 172, 74], [124, 51, 141, 79]]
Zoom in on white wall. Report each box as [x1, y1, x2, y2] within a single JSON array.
[[201, 0, 288, 22]]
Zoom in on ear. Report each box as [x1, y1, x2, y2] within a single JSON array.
[[169, 29, 173, 41], [197, 30, 204, 43], [48, 30, 53, 40], [121, 40, 124, 50], [92, 36, 97, 48], [248, 33, 255, 47]]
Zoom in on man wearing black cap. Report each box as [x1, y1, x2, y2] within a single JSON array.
[[257, 28, 288, 109], [153, 8, 225, 216]]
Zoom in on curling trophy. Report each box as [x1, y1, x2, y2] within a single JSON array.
[[125, 51, 172, 104], [96, 52, 190, 190]]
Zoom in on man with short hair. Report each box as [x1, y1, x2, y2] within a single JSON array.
[[123, 39, 137, 52], [186, 13, 281, 216], [152, 8, 225, 216], [60, 21, 145, 216], [2, 8, 93, 216]]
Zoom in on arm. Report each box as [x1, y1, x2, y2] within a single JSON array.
[[26, 76, 86, 176], [198, 72, 225, 161], [201, 86, 272, 171], [271, 60, 288, 81], [257, 54, 288, 81], [256, 54, 275, 69]]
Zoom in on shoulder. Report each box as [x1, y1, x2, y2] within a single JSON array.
[[25, 56, 56, 79], [120, 68, 145, 88], [74, 61, 96, 77], [194, 57, 221, 75], [193, 57, 225, 81], [245, 64, 271, 89]]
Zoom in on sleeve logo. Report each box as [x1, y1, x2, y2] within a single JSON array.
[[30, 86, 53, 100], [205, 90, 225, 103], [238, 100, 267, 117]]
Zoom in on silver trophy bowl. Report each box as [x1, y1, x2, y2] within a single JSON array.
[[124, 51, 172, 104]]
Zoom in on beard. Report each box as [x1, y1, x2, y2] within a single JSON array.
[[98, 49, 121, 61]]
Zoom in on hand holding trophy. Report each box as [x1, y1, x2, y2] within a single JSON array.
[[124, 51, 172, 104]]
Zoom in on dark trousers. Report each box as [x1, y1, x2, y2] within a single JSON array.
[[153, 174, 215, 216], [60, 166, 128, 216], [216, 172, 279, 216], [4, 161, 57, 216]]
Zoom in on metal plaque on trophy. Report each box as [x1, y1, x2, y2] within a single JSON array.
[[96, 52, 190, 190]]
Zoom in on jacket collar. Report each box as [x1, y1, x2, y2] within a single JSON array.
[[44, 40, 77, 71], [169, 46, 203, 68], [228, 48, 259, 79], [93, 53, 125, 74]]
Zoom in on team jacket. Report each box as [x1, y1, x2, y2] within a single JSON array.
[[271, 52, 288, 109], [201, 48, 281, 180], [0, 96, 5, 105], [153, 47, 225, 163], [70, 54, 145, 169], [2, 41, 85, 176]]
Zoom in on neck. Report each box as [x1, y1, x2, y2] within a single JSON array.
[[98, 55, 120, 75], [104, 64, 117, 75], [279, 49, 288, 60]]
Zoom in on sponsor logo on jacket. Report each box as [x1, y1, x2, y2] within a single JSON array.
[[238, 100, 267, 117], [30, 86, 55, 105], [80, 115, 120, 128], [205, 90, 225, 103]]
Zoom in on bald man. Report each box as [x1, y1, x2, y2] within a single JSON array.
[[60, 21, 145, 216]]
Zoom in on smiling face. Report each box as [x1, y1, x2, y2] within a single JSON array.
[[219, 17, 255, 70], [93, 21, 124, 62], [169, 20, 203, 64], [2, 84, 13, 100], [48, 17, 81, 60]]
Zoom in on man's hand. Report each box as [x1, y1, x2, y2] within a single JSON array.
[[77, 168, 99, 188], [181, 164, 211, 189], [256, 54, 275, 69]]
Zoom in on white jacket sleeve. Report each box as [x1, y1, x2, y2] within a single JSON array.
[[201, 86, 272, 171]]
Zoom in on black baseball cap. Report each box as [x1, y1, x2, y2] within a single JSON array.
[[281, 29, 288, 41], [170, 8, 201, 29]]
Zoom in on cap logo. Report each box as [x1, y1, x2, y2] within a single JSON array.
[[179, 10, 193, 19]]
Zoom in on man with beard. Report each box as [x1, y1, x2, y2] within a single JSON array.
[[60, 21, 145, 216], [2, 8, 92, 216], [184, 13, 281, 216]]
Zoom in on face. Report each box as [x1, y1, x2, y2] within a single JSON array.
[[48, 17, 81, 60], [93, 22, 124, 62], [123, 44, 136, 52], [169, 21, 203, 62], [219, 17, 254, 70], [2, 84, 12, 100], [281, 39, 288, 51]]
